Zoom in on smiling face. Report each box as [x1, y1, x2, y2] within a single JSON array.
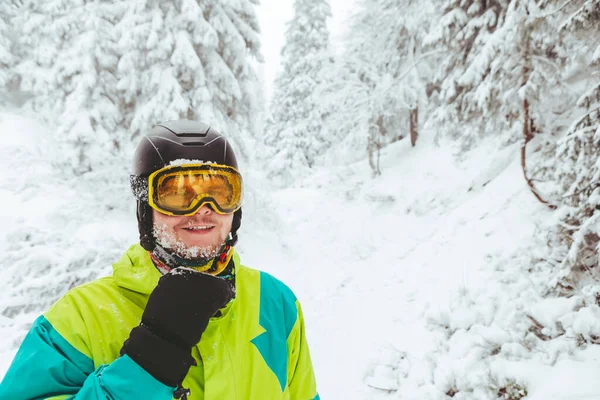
[[152, 204, 234, 261]]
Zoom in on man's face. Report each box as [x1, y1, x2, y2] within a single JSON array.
[[152, 205, 234, 261]]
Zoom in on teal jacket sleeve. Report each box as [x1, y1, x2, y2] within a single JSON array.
[[0, 316, 175, 400]]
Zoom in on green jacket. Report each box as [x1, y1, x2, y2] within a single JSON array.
[[0, 244, 319, 399]]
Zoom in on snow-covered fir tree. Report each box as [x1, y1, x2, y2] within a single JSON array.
[[560, 0, 600, 150], [316, 2, 381, 167], [426, 0, 577, 149], [116, 0, 262, 159], [366, 0, 438, 150], [318, 0, 437, 174], [547, 0, 600, 291], [11, 0, 125, 174], [264, 0, 331, 179], [0, 1, 16, 106], [426, 0, 509, 146], [9, 0, 261, 172]]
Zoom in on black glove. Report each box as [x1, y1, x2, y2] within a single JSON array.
[[121, 268, 235, 387]]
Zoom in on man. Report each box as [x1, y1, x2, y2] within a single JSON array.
[[0, 120, 319, 399]]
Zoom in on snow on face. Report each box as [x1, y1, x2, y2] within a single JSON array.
[[151, 208, 233, 261], [152, 221, 225, 260]]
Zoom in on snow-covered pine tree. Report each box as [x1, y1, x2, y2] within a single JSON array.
[[316, 2, 381, 169], [548, 0, 600, 291], [373, 0, 438, 149], [12, 0, 124, 174], [116, 0, 262, 160], [560, 0, 600, 151], [426, 1, 519, 148], [318, 0, 437, 174], [0, 1, 16, 106], [427, 0, 576, 157], [424, 0, 508, 146], [264, 0, 331, 180]]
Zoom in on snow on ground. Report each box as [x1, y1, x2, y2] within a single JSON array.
[[239, 135, 536, 398], [241, 133, 600, 399], [2, 112, 600, 399]]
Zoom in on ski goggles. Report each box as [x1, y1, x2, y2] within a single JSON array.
[[142, 163, 243, 216]]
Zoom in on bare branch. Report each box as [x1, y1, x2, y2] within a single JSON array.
[[394, 49, 445, 82], [534, 0, 578, 20], [532, 55, 561, 71]]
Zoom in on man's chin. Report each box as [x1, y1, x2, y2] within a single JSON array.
[[185, 240, 221, 250], [173, 241, 224, 261]]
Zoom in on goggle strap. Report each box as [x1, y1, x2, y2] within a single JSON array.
[[130, 175, 149, 201]]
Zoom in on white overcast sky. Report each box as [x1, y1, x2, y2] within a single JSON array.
[[255, 0, 357, 102]]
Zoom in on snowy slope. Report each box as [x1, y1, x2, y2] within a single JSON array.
[[240, 133, 600, 399], [2, 113, 600, 399]]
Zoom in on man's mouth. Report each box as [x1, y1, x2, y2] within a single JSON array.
[[183, 225, 215, 231]]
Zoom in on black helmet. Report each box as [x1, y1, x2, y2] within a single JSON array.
[[130, 120, 242, 251]]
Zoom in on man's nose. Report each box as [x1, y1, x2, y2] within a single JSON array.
[[195, 203, 214, 215]]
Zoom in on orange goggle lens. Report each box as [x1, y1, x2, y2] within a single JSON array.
[[148, 164, 243, 216]]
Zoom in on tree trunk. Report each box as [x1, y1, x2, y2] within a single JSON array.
[[409, 107, 418, 147], [368, 122, 382, 176], [376, 114, 387, 137], [520, 27, 556, 210]]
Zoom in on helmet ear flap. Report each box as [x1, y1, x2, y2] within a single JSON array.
[[137, 201, 155, 251], [229, 208, 242, 246]]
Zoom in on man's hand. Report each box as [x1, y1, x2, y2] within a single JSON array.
[[121, 268, 235, 387]]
